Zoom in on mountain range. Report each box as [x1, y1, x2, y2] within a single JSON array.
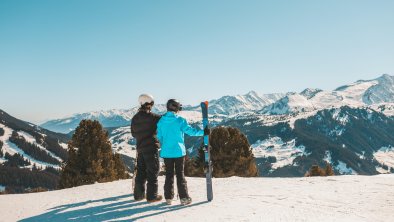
[[41, 74, 394, 133], [2, 74, 394, 193]]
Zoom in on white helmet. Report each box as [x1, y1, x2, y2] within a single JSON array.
[[138, 94, 154, 106]]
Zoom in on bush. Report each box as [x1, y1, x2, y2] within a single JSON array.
[[186, 126, 258, 178], [305, 163, 335, 177]]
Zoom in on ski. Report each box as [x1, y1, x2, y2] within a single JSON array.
[[201, 101, 213, 201]]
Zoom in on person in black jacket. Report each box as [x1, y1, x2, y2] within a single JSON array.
[[131, 94, 162, 202]]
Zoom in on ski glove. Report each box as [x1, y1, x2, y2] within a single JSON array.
[[204, 127, 210, 135]]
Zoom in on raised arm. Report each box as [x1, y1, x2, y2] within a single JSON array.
[[180, 118, 204, 137]]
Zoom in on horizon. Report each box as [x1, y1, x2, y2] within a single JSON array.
[[1, 1, 393, 123]]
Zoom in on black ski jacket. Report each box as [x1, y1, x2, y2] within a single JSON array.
[[131, 110, 161, 154]]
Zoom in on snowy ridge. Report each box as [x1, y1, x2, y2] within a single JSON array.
[[262, 74, 394, 116], [41, 91, 285, 133]]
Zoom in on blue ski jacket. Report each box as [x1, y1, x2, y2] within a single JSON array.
[[157, 111, 204, 158]]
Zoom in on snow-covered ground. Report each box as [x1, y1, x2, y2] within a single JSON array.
[[1, 175, 393, 222]]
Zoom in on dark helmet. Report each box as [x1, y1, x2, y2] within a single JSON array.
[[167, 99, 183, 112]]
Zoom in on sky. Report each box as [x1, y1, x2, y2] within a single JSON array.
[[1, 0, 394, 123]]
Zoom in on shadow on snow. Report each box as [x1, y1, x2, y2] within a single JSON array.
[[20, 194, 208, 222]]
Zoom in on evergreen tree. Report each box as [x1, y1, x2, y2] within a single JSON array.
[[186, 126, 258, 178], [59, 120, 129, 188]]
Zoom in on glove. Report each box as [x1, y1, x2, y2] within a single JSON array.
[[204, 127, 210, 135]]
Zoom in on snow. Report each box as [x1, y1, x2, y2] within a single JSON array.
[[262, 93, 315, 115], [335, 161, 357, 175], [335, 80, 379, 103], [59, 142, 68, 150], [1, 175, 393, 222], [109, 127, 136, 158], [178, 111, 203, 123], [252, 137, 309, 169], [0, 123, 61, 170], [17, 131, 63, 162], [374, 146, 394, 170], [323, 151, 332, 164]]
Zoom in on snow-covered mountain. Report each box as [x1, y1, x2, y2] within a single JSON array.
[[224, 106, 394, 176], [260, 92, 316, 115], [41, 91, 285, 133], [197, 91, 285, 115], [0, 109, 70, 193], [41, 74, 394, 134], [41, 105, 168, 134], [1, 175, 393, 222], [0, 109, 68, 169], [261, 74, 394, 115]]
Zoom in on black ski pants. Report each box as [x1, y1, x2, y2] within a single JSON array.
[[164, 157, 189, 200], [134, 151, 160, 201]]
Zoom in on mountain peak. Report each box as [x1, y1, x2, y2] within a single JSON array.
[[377, 74, 394, 82], [245, 90, 259, 96], [300, 88, 323, 99]]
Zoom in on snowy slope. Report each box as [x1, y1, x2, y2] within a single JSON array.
[[0, 123, 62, 169], [1, 175, 393, 222], [252, 137, 309, 169], [261, 93, 315, 115]]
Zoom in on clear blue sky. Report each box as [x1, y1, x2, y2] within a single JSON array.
[[1, 0, 393, 123]]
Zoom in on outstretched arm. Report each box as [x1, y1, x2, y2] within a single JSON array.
[[180, 118, 204, 137]]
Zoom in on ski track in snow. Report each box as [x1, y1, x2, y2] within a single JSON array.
[[1, 175, 393, 222]]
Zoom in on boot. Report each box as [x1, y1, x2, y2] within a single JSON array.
[[165, 199, 172, 205], [147, 195, 163, 203], [180, 197, 192, 206]]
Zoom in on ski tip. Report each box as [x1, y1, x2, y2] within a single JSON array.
[[201, 101, 209, 107]]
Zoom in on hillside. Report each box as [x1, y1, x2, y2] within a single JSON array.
[[1, 175, 393, 222], [0, 109, 70, 193]]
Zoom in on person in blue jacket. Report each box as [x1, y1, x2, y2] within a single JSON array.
[[157, 99, 209, 206]]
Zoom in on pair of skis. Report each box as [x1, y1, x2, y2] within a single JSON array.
[[201, 101, 213, 202]]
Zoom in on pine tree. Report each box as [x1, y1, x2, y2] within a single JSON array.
[[186, 126, 258, 178], [59, 120, 129, 188]]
